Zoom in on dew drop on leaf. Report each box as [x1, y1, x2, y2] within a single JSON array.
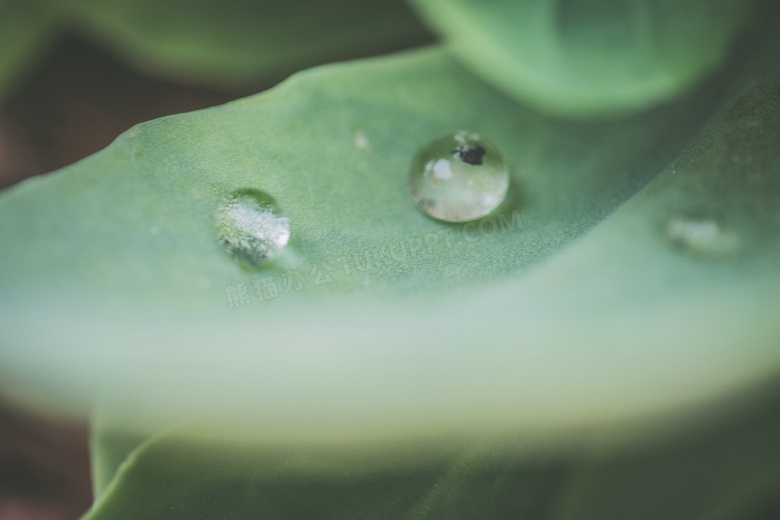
[[216, 189, 290, 267], [663, 212, 742, 259], [408, 131, 509, 222]]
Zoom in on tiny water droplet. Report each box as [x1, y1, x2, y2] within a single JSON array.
[[216, 189, 290, 267], [408, 131, 509, 222], [664, 212, 742, 259], [354, 130, 370, 150]]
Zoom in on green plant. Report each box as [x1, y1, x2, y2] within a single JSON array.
[[1, 0, 779, 518]]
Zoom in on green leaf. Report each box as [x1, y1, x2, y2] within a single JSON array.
[[90, 416, 154, 499], [85, 423, 571, 520], [0, 0, 431, 97], [56, 0, 432, 88], [552, 395, 780, 519], [0, 41, 778, 443], [0, 0, 59, 99], [0, 47, 727, 306], [407, 0, 755, 117]]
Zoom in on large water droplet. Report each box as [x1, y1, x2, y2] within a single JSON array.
[[664, 212, 742, 259], [408, 131, 509, 222], [216, 189, 290, 267]]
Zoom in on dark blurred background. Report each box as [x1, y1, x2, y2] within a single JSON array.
[[0, 35, 245, 191]]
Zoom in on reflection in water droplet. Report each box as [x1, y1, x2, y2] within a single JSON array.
[[408, 131, 509, 222], [664, 212, 742, 259], [216, 189, 290, 267]]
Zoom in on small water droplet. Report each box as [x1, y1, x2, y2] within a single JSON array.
[[408, 131, 509, 222], [664, 212, 742, 259], [216, 189, 290, 267], [354, 130, 370, 150]]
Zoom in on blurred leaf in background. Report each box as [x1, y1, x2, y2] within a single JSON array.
[[0, 0, 59, 98], [408, 0, 754, 117]]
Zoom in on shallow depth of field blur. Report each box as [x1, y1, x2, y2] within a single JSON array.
[[1, 1, 779, 519]]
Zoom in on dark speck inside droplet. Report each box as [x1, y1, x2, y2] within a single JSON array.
[[450, 144, 486, 166], [409, 131, 509, 222]]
